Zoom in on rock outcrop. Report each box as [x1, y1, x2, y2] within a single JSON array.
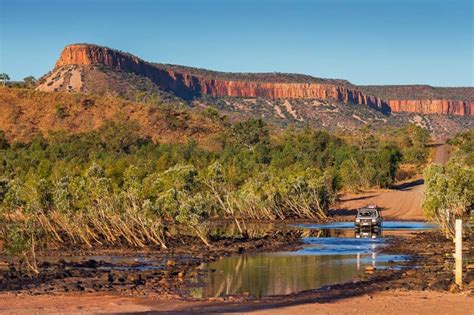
[[47, 44, 473, 116], [388, 99, 473, 116]]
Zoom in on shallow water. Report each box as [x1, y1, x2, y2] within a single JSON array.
[[294, 221, 435, 230], [190, 221, 433, 298]]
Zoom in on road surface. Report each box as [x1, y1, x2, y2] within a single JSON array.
[[333, 144, 450, 221], [1, 290, 472, 314]]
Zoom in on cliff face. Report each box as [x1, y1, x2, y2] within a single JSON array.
[[51, 44, 473, 116], [388, 99, 473, 116]]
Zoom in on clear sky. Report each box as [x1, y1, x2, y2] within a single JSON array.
[[1, 0, 472, 86]]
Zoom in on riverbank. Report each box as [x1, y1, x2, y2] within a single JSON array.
[[0, 228, 472, 314], [0, 230, 302, 297]]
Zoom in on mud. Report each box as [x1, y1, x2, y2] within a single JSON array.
[[0, 228, 472, 304], [0, 231, 302, 297]]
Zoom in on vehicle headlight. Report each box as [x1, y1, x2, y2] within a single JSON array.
[[356, 218, 360, 222], [372, 219, 377, 223]]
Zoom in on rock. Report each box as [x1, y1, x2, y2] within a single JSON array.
[[99, 272, 110, 283], [49, 44, 473, 116], [166, 260, 176, 267], [448, 283, 460, 293]]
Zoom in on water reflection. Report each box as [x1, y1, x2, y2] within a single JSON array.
[[355, 229, 382, 239], [295, 221, 435, 230], [191, 222, 431, 298], [191, 252, 390, 298]]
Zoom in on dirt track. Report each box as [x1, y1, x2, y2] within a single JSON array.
[[335, 180, 426, 221], [333, 144, 451, 221], [1, 290, 472, 314]]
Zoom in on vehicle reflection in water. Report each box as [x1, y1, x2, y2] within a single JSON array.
[[190, 222, 428, 299], [354, 229, 381, 270], [355, 229, 382, 239]]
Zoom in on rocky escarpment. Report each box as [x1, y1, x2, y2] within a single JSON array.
[[40, 44, 474, 116], [389, 99, 473, 116]]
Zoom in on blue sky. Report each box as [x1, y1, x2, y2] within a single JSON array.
[[1, 0, 472, 86]]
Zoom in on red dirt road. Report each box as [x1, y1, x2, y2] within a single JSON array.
[[335, 181, 426, 221], [1, 290, 472, 314], [333, 144, 451, 221]]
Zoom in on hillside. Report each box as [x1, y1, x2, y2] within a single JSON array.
[[0, 88, 222, 146], [26, 43, 474, 139], [37, 44, 474, 117], [194, 96, 473, 138]]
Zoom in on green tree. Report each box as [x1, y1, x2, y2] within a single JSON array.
[[449, 129, 474, 166], [0, 73, 10, 86], [0, 130, 9, 150], [228, 119, 269, 150], [423, 158, 474, 238], [156, 165, 212, 245], [23, 76, 36, 88]]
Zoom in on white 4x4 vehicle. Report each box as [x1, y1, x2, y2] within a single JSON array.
[[355, 205, 382, 231]]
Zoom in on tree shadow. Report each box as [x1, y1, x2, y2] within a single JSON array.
[[329, 207, 358, 216], [389, 179, 424, 191], [338, 194, 379, 202]]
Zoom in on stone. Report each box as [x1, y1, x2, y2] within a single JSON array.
[[448, 283, 460, 293], [99, 272, 111, 283], [126, 274, 137, 283]]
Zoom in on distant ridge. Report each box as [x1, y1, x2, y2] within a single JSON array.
[[37, 43, 474, 116]]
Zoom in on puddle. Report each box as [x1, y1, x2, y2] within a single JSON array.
[[190, 221, 433, 298], [0, 221, 436, 298]]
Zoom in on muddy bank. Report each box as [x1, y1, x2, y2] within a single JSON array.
[[0, 231, 302, 297], [0, 227, 472, 303], [212, 230, 474, 304], [377, 231, 473, 293]]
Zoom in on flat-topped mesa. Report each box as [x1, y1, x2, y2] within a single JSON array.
[[52, 44, 473, 116], [55, 44, 146, 71]]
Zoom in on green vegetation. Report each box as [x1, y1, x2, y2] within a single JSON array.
[[358, 85, 474, 101], [1, 74, 38, 89], [0, 120, 428, 270], [397, 124, 430, 165], [0, 73, 10, 87], [23, 76, 36, 88], [153, 63, 350, 85], [423, 129, 474, 238]]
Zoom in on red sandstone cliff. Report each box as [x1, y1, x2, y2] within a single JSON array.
[[388, 99, 473, 116], [51, 44, 473, 116]]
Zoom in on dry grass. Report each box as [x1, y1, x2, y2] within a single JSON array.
[[0, 87, 222, 148]]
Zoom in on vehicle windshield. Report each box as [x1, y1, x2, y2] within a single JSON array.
[[357, 210, 377, 217]]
